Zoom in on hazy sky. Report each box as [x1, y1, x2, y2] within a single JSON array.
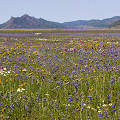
[[0, 0, 120, 23]]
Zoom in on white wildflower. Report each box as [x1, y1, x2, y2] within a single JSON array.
[[7, 71, 10, 74], [3, 74, 6, 76], [102, 104, 107, 107], [17, 88, 25, 92], [34, 33, 42, 35], [68, 104, 70, 106], [45, 94, 49, 96], [3, 68, 7, 70], [98, 110, 102, 113], [97, 106, 100, 109], [109, 103, 112, 106], [91, 108, 97, 111], [83, 104, 86, 106], [87, 106, 91, 109]]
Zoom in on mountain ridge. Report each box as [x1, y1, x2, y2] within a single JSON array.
[[0, 14, 67, 29], [0, 14, 120, 29]]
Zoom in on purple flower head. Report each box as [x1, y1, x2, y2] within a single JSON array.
[[7, 111, 12, 116], [98, 112, 102, 115], [72, 70, 76, 75], [75, 85, 78, 89], [17, 56, 19, 59], [82, 107, 85, 110], [64, 48, 67, 51], [0, 66, 3, 70], [107, 94, 111, 99], [115, 54, 118, 57], [5, 105, 9, 108], [102, 53, 105, 57]]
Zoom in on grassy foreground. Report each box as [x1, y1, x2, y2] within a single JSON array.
[[0, 29, 120, 120]]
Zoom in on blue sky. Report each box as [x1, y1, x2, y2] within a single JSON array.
[[0, 0, 120, 23]]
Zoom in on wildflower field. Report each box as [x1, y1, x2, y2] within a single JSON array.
[[0, 29, 120, 120]]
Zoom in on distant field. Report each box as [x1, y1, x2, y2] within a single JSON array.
[[0, 29, 120, 120]]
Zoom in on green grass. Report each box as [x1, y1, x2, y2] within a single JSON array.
[[0, 29, 120, 120]]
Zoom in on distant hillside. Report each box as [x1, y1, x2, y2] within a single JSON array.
[[0, 15, 120, 29], [0, 14, 66, 29], [63, 16, 120, 28], [110, 20, 120, 27]]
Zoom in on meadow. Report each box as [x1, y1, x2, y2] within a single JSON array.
[[0, 29, 120, 120]]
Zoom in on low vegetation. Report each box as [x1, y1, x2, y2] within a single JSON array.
[[0, 29, 120, 119]]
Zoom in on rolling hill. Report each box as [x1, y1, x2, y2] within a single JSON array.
[[63, 16, 120, 28], [110, 20, 120, 28]]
